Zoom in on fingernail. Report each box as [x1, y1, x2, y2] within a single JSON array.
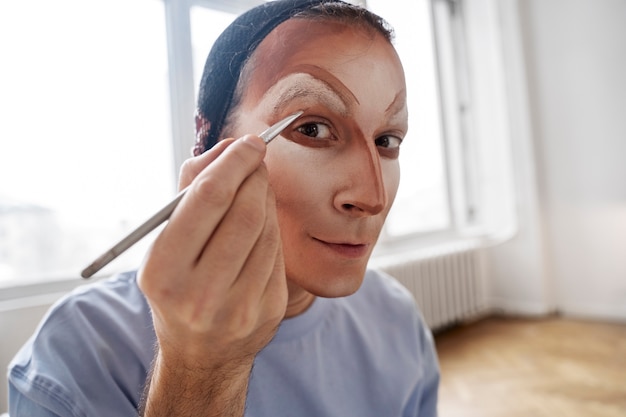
[[242, 135, 266, 152]]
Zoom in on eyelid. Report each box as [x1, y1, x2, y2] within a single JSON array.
[[292, 114, 335, 133]]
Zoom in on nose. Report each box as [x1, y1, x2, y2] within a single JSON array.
[[333, 135, 387, 217]]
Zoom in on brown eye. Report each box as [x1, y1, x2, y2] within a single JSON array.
[[297, 122, 332, 140], [375, 135, 402, 149]]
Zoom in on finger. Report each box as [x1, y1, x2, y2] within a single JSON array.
[[154, 135, 267, 267], [178, 138, 235, 190], [195, 164, 271, 291], [239, 201, 287, 339], [259, 241, 288, 326], [210, 187, 285, 340], [228, 184, 283, 298], [257, 191, 288, 322]]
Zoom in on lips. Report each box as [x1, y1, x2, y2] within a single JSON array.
[[313, 238, 371, 259]]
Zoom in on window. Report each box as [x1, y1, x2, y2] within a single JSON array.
[[0, 0, 475, 288], [0, 0, 174, 286], [367, 0, 451, 238], [190, 7, 239, 99]]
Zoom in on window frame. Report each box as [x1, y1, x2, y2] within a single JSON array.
[[165, 0, 265, 181], [374, 0, 519, 255], [373, 0, 477, 255]]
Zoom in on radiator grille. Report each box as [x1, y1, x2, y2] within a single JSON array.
[[374, 242, 486, 331]]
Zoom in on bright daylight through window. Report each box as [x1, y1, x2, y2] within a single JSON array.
[[368, 0, 449, 238], [0, 0, 449, 287], [0, 0, 174, 286]]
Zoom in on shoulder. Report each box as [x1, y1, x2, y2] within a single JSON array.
[[36, 271, 152, 342], [347, 268, 435, 349], [64, 269, 146, 308], [8, 271, 154, 416], [359, 268, 440, 386], [352, 268, 419, 316], [15, 269, 154, 361], [330, 268, 425, 342], [362, 267, 415, 300]]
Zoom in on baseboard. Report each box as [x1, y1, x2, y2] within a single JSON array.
[[557, 303, 626, 323], [488, 297, 556, 317]]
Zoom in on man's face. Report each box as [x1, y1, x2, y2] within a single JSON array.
[[229, 19, 408, 298]]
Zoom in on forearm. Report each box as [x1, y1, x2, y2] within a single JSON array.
[[139, 349, 254, 417]]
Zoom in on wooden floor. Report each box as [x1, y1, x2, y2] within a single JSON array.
[[434, 316, 626, 417]]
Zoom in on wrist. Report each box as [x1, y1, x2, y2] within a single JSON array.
[[140, 347, 253, 417]]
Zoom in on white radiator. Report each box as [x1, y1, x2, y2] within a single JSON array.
[[372, 242, 487, 331]]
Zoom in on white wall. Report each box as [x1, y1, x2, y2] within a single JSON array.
[[523, 0, 626, 320], [487, 0, 626, 321]]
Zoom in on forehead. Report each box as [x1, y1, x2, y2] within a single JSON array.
[[242, 18, 405, 107]]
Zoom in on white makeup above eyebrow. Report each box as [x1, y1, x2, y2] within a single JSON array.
[[263, 73, 349, 117]]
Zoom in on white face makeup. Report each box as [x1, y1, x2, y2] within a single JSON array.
[[263, 72, 353, 119]]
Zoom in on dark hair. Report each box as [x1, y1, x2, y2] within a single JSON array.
[[294, 3, 393, 42], [194, 0, 393, 155]]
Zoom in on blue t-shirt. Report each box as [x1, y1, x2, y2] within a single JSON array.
[[8, 269, 439, 416]]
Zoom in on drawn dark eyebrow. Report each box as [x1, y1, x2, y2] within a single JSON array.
[[385, 89, 407, 116], [383, 89, 409, 133]]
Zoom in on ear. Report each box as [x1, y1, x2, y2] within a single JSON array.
[[193, 110, 212, 156]]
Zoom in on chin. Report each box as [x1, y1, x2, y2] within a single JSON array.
[[290, 263, 368, 298]]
